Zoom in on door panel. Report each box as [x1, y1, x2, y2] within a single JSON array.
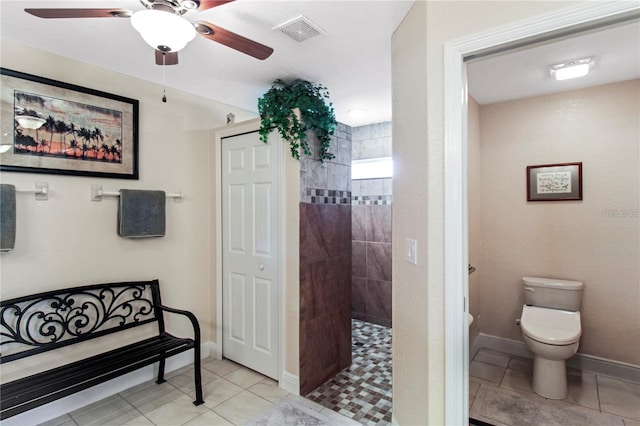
[[222, 131, 279, 379], [253, 277, 272, 353], [254, 182, 272, 256], [228, 184, 246, 253]]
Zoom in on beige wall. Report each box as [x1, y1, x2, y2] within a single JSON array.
[[391, 2, 431, 423], [477, 80, 640, 366], [0, 40, 255, 375], [468, 96, 482, 342], [391, 1, 586, 424]]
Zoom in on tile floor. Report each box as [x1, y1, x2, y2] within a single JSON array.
[[306, 319, 393, 426], [36, 319, 392, 426], [37, 358, 355, 426], [469, 348, 640, 426]]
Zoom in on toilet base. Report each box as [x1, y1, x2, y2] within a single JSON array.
[[532, 357, 568, 399]]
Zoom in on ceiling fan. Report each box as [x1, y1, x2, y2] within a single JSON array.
[[24, 0, 274, 66]]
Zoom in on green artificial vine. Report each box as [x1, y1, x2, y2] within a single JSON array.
[[258, 79, 337, 162]]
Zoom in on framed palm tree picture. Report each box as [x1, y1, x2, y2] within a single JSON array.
[[0, 68, 139, 179]]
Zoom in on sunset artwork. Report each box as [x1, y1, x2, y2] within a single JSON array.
[[1, 68, 138, 179], [14, 90, 124, 163]]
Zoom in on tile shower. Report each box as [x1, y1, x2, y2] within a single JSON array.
[[351, 122, 393, 327], [299, 122, 394, 426]]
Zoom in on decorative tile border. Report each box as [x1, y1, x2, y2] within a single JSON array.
[[304, 188, 351, 205], [351, 195, 393, 205]]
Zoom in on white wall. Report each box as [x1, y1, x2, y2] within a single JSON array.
[[0, 40, 256, 377], [478, 80, 639, 366]]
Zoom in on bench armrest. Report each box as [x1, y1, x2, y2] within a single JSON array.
[[156, 305, 201, 346]]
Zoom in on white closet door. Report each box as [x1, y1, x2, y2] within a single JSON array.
[[221, 131, 280, 379]]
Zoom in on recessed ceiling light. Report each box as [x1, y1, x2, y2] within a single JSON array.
[[549, 58, 593, 81], [349, 109, 366, 119]]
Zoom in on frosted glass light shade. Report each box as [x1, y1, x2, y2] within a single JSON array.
[[131, 10, 196, 52]]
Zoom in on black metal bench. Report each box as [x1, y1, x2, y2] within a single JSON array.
[[0, 279, 204, 420]]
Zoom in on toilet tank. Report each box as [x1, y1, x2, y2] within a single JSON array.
[[522, 277, 583, 311]]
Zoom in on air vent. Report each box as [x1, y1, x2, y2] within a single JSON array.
[[273, 15, 325, 43]]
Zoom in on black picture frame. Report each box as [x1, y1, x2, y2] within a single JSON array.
[[0, 68, 139, 179], [527, 162, 582, 201]]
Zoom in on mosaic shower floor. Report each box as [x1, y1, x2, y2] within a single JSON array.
[[306, 319, 393, 426]]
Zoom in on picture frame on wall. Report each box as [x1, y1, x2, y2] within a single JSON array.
[[0, 68, 139, 179], [527, 162, 582, 201]]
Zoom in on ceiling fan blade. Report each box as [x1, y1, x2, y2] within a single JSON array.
[[196, 1, 235, 11], [25, 8, 132, 19], [195, 21, 273, 60], [155, 50, 179, 66]]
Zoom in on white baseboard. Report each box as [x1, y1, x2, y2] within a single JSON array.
[[471, 333, 533, 360], [202, 341, 217, 359], [567, 352, 640, 383], [473, 333, 640, 383], [3, 341, 216, 426], [280, 371, 300, 396], [391, 413, 399, 426]]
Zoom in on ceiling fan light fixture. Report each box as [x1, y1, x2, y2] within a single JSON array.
[[181, 0, 199, 10], [131, 9, 196, 52]]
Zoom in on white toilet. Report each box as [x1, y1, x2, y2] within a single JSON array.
[[519, 276, 583, 400]]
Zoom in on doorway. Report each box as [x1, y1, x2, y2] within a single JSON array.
[[465, 18, 640, 425], [443, 3, 640, 424]]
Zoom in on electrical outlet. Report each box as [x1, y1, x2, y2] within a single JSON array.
[[405, 239, 417, 264]]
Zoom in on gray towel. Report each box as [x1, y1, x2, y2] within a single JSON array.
[[118, 189, 166, 238], [0, 184, 16, 252]]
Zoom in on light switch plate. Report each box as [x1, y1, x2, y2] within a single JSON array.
[[406, 239, 417, 264]]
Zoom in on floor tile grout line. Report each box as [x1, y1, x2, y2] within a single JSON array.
[[595, 374, 603, 414], [118, 389, 151, 425]]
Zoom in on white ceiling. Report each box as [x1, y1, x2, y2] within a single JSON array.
[[468, 19, 640, 105], [1, 2, 638, 126], [0, 0, 415, 127]]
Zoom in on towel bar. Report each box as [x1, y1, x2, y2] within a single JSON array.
[[16, 182, 48, 200], [91, 184, 183, 202]]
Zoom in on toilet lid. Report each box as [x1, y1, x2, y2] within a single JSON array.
[[521, 305, 581, 345]]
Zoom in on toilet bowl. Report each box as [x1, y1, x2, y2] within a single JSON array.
[[519, 277, 583, 400], [520, 305, 581, 399]]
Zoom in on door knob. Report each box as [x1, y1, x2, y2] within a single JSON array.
[[259, 265, 264, 271]]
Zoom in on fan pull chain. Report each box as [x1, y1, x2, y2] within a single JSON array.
[[162, 53, 167, 103]]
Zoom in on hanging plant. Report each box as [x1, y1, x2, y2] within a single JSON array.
[[258, 79, 337, 162]]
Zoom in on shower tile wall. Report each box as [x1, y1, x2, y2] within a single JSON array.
[[351, 122, 392, 327], [299, 124, 353, 396]]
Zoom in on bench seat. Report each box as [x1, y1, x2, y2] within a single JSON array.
[[0, 280, 204, 420]]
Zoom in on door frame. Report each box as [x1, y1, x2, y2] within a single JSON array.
[[214, 119, 287, 386], [442, 3, 640, 424]]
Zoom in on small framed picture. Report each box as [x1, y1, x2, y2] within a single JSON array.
[[527, 162, 582, 202]]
